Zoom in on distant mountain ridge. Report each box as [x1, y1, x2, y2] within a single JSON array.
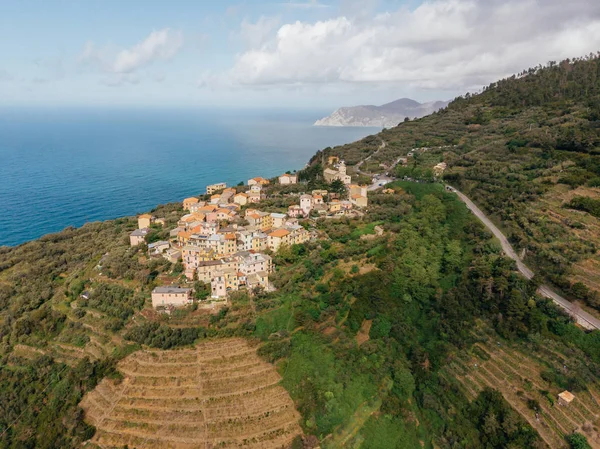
[[314, 98, 449, 127]]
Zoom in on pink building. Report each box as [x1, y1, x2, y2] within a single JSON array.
[[300, 194, 313, 216]]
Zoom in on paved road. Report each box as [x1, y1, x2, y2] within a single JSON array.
[[354, 147, 600, 330], [450, 186, 600, 330]]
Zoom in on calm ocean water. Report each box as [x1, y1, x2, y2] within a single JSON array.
[[0, 108, 377, 246]]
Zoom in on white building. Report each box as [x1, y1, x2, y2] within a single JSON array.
[[279, 173, 298, 184], [148, 240, 170, 255]]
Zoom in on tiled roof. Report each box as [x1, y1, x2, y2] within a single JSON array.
[[153, 286, 191, 294], [269, 229, 290, 238]]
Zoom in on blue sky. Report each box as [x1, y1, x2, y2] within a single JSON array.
[[1, 0, 599, 108]]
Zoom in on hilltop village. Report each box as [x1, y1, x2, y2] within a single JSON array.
[[129, 161, 371, 310]]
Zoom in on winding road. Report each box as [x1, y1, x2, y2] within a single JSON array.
[[356, 140, 401, 191], [449, 186, 600, 330], [355, 139, 386, 175], [354, 144, 600, 330]]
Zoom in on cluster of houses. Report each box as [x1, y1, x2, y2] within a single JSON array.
[[137, 166, 369, 309], [133, 177, 313, 307], [323, 158, 352, 185], [285, 185, 368, 219], [129, 214, 165, 246]]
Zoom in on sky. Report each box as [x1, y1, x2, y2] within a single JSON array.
[[1, 0, 599, 109]]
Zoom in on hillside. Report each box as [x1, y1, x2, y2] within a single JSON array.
[[314, 98, 448, 127], [1, 56, 600, 449], [318, 55, 600, 315]]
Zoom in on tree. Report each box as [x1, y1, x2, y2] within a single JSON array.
[[193, 281, 210, 300], [391, 362, 415, 401], [566, 433, 592, 449], [443, 240, 463, 273], [329, 179, 346, 196]]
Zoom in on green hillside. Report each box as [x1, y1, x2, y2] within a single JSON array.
[[318, 55, 600, 313], [1, 56, 600, 449]]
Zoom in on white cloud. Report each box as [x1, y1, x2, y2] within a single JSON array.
[[239, 16, 281, 48], [81, 28, 183, 74], [225, 0, 600, 92]]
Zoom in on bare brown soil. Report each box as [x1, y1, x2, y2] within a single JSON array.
[[80, 338, 302, 449], [355, 319, 372, 346]]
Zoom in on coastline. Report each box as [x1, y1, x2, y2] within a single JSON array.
[[0, 108, 374, 247]]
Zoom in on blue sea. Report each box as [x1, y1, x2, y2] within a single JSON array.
[[0, 108, 377, 246]]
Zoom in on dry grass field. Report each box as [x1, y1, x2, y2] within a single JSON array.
[[80, 338, 302, 449], [442, 330, 600, 449]]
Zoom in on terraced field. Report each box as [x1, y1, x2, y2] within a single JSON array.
[[80, 338, 302, 449], [442, 339, 600, 448]]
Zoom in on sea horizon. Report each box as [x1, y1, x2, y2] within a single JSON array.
[[0, 107, 379, 247]]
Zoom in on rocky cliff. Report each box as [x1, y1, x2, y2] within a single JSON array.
[[314, 98, 448, 127]]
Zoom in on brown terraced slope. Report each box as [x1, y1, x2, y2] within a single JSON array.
[[80, 338, 302, 449]]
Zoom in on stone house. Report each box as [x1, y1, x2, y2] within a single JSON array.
[[323, 161, 351, 185], [151, 286, 192, 308], [130, 228, 149, 246]]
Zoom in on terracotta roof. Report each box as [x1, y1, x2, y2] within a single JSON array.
[[225, 233, 236, 240], [351, 194, 364, 199], [199, 205, 218, 212], [269, 229, 290, 238], [183, 197, 199, 203], [178, 230, 192, 239], [139, 214, 152, 219], [191, 225, 203, 233]]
